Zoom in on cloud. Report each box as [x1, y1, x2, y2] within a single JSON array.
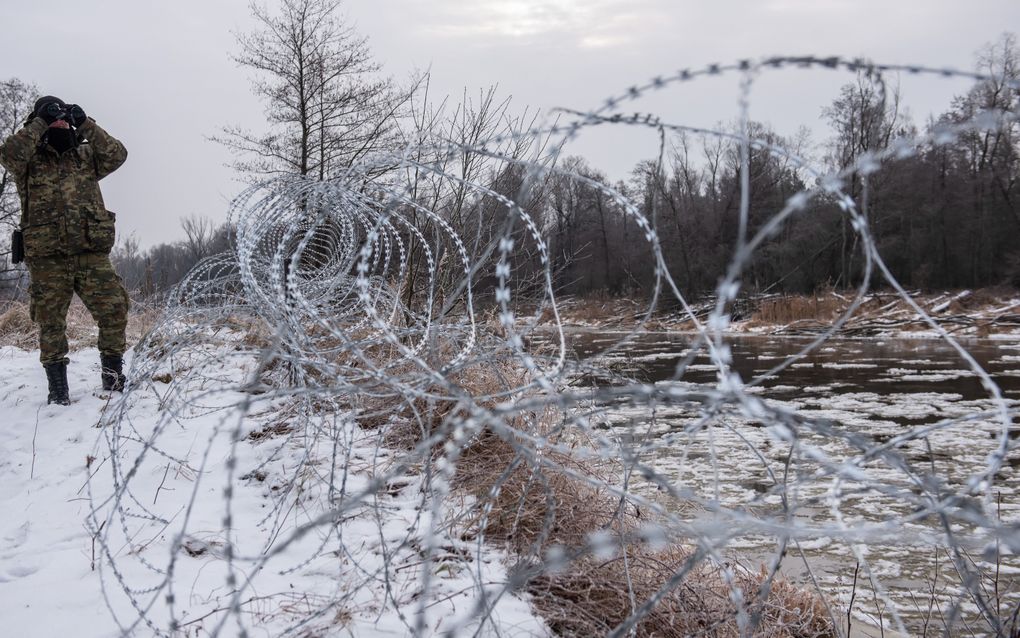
[[762, 0, 856, 13], [578, 33, 631, 49], [418, 0, 662, 48]]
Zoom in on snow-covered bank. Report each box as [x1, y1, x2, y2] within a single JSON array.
[[0, 345, 547, 637]]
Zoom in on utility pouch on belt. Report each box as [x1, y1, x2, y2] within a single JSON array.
[[84, 209, 117, 254], [11, 229, 24, 264]]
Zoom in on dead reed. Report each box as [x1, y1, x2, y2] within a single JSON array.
[[0, 298, 161, 353], [0, 301, 34, 350], [748, 294, 846, 327]]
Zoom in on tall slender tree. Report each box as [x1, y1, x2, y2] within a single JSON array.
[[823, 71, 910, 287], [216, 0, 418, 180]]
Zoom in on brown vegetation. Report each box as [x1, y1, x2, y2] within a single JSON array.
[[450, 416, 836, 637], [747, 294, 845, 327], [739, 288, 1020, 336], [455, 424, 622, 553], [541, 287, 1020, 337], [0, 301, 34, 349], [367, 346, 838, 637], [530, 552, 835, 638], [0, 299, 160, 352], [539, 295, 646, 327]]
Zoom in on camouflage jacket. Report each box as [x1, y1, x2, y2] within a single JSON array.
[[0, 117, 127, 259]]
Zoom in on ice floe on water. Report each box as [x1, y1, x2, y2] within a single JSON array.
[[877, 368, 977, 382], [628, 350, 691, 362]]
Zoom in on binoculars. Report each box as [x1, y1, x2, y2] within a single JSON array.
[[37, 101, 84, 126], [40, 102, 71, 122]]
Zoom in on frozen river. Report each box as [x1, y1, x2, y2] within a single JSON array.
[[542, 330, 1020, 635]]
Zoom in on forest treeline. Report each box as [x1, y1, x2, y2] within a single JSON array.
[[119, 54, 1020, 305], [1, 0, 1017, 305], [543, 56, 1020, 298]]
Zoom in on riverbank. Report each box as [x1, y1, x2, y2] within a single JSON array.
[[4, 291, 1015, 635], [536, 288, 1020, 339]]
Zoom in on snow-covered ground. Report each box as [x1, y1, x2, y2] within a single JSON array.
[[0, 345, 547, 637]]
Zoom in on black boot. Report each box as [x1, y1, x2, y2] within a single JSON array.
[[100, 354, 126, 392], [44, 362, 71, 406]]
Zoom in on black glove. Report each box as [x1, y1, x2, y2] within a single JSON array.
[[66, 104, 87, 127], [35, 100, 65, 125]]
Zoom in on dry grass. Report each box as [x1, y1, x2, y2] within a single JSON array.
[[0, 299, 99, 351], [536, 294, 644, 326], [529, 551, 834, 638], [0, 302, 35, 349], [747, 294, 846, 327], [364, 342, 838, 638], [358, 339, 528, 441], [126, 302, 161, 346], [0, 298, 162, 353], [246, 422, 295, 442], [240, 318, 273, 349], [692, 287, 1020, 336], [450, 416, 836, 637], [455, 423, 623, 552]]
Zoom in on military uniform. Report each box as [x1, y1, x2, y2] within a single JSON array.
[[0, 105, 129, 400]]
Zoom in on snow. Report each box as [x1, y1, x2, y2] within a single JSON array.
[[0, 345, 547, 637], [928, 289, 971, 314]]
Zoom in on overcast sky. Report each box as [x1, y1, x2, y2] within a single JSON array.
[[2, 0, 1017, 247]]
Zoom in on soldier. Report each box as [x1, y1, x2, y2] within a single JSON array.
[[0, 96, 130, 405]]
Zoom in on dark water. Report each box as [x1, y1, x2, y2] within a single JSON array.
[[563, 331, 1020, 402]]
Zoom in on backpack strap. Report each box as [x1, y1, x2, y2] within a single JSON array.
[[21, 155, 32, 228]]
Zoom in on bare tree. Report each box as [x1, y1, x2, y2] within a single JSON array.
[[0, 78, 38, 299], [181, 214, 215, 263], [949, 34, 1020, 222], [110, 218, 235, 299], [823, 72, 910, 287], [215, 0, 419, 181], [110, 234, 145, 293], [398, 86, 552, 311], [936, 33, 1020, 284]]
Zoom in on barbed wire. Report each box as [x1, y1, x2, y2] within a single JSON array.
[[87, 56, 1020, 637]]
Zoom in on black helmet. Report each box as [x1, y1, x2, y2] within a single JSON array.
[[34, 95, 66, 112]]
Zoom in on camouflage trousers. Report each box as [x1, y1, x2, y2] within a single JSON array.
[[27, 252, 130, 365]]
